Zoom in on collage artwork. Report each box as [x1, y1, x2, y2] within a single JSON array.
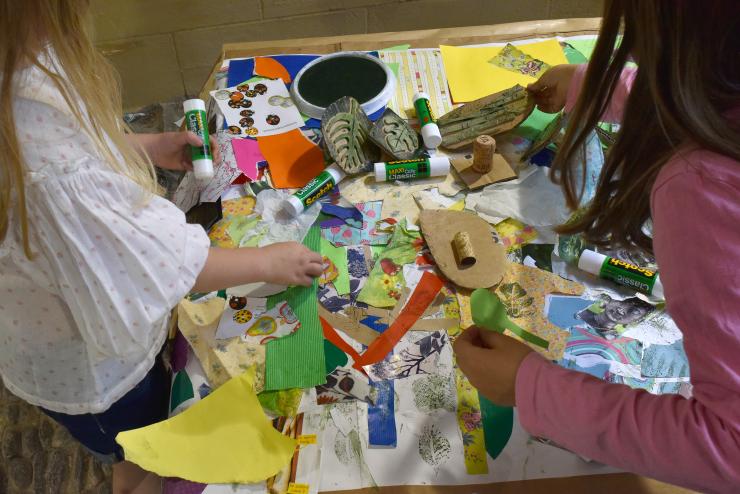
[[126, 35, 694, 494]]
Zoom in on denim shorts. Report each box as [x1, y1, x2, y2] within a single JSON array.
[[41, 356, 170, 463]]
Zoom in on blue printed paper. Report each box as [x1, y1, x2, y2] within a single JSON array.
[[641, 340, 690, 378]]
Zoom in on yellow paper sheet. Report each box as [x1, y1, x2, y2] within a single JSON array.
[[116, 368, 297, 484], [440, 40, 568, 103]]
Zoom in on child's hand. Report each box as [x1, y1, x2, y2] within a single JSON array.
[[527, 64, 579, 114], [261, 242, 323, 287], [132, 132, 221, 171], [453, 326, 533, 406]]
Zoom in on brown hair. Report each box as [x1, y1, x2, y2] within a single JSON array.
[[552, 0, 740, 252], [0, 1, 158, 259]]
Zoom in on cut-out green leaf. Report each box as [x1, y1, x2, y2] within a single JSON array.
[[322, 96, 379, 175], [369, 108, 420, 160]]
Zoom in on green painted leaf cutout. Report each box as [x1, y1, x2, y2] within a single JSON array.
[[479, 394, 513, 459], [324, 339, 348, 375], [369, 108, 420, 160], [322, 96, 379, 175], [471, 288, 549, 349], [169, 370, 194, 412]]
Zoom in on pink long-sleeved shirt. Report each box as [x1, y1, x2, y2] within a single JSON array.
[[515, 65, 740, 493]]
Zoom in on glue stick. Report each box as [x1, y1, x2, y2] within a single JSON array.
[[413, 92, 442, 149], [283, 164, 346, 217], [578, 249, 664, 298], [373, 157, 450, 182], [183, 99, 214, 180]]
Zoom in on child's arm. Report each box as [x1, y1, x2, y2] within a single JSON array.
[[126, 132, 221, 171], [516, 155, 740, 492], [455, 152, 740, 491], [527, 64, 636, 123], [193, 243, 323, 293]]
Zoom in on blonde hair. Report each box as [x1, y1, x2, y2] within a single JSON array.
[[0, 0, 159, 259]]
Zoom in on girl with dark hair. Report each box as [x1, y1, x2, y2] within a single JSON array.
[[454, 1, 740, 491]]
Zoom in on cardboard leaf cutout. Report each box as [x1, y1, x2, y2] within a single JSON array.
[[322, 96, 379, 175], [419, 210, 505, 289], [437, 85, 534, 149]]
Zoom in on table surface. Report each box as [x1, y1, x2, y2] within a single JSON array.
[[198, 17, 696, 494]]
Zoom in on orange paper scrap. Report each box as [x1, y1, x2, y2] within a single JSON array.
[[257, 129, 326, 188], [254, 57, 292, 84], [353, 272, 444, 371]]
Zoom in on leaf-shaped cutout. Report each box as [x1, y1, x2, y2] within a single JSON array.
[[322, 96, 379, 175], [418, 424, 452, 470], [369, 108, 420, 160]]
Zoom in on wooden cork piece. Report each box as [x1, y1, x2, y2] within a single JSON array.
[[452, 231, 476, 267], [472, 135, 496, 173]]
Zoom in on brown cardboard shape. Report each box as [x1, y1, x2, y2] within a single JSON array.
[[449, 153, 517, 190], [419, 210, 505, 289]]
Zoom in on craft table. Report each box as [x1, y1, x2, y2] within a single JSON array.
[[189, 17, 694, 494]]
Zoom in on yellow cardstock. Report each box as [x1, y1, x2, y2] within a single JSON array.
[[440, 40, 569, 103], [116, 368, 296, 484]]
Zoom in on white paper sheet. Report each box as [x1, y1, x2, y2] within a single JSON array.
[[465, 166, 570, 227], [210, 79, 304, 138]]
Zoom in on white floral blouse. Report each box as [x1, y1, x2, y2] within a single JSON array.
[[0, 55, 210, 414]]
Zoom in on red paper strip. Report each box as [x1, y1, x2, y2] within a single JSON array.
[[254, 57, 292, 84], [321, 317, 363, 364], [353, 272, 444, 371]]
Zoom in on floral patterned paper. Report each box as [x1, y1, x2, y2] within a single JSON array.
[[488, 43, 551, 78], [494, 262, 584, 360], [356, 220, 424, 308]]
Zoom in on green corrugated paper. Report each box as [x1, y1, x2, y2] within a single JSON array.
[[265, 226, 327, 390]]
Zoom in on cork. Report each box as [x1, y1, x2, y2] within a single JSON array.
[[472, 135, 496, 173], [452, 231, 476, 267]]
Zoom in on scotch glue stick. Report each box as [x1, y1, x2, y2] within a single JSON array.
[[374, 156, 450, 182], [183, 99, 214, 180], [413, 92, 442, 149], [578, 249, 664, 298], [283, 164, 346, 217]]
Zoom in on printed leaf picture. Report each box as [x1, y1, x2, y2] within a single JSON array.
[[418, 424, 452, 471], [369, 108, 420, 160], [488, 43, 551, 78], [497, 282, 534, 318], [322, 96, 379, 175], [412, 374, 456, 413]]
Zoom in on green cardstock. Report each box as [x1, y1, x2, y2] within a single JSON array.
[[324, 339, 348, 375], [471, 288, 550, 349], [320, 236, 350, 295], [479, 394, 514, 459], [265, 227, 327, 390], [169, 370, 194, 413]]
